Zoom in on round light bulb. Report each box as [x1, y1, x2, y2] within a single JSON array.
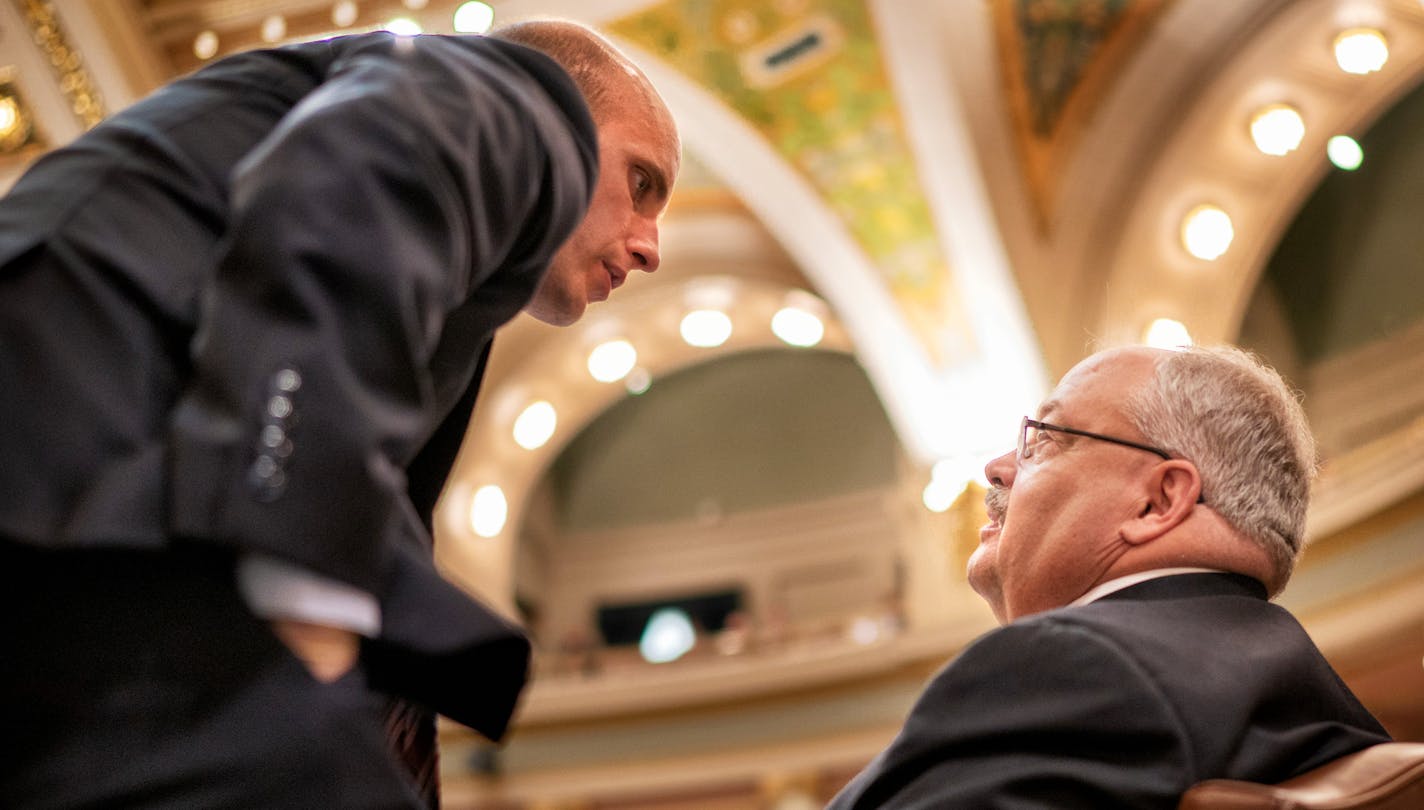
[[260, 15, 287, 43], [639, 608, 696, 664], [512, 400, 557, 450], [625, 367, 652, 395], [1249, 104, 1305, 156], [1327, 135, 1364, 171], [1180, 205, 1234, 261], [384, 17, 422, 36], [771, 306, 825, 347], [587, 339, 637, 383], [680, 309, 733, 348], [332, 0, 358, 27], [1334, 28, 1388, 75], [469, 485, 507, 538], [1143, 318, 1193, 349], [193, 30, 220, 60], [453, 1, 495, 33]]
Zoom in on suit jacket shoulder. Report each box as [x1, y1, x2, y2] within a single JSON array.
[[828, 574, 1388, 809]]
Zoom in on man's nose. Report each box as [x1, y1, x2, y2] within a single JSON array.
[[984, 450, 1017, 488], [628, 217, 660, 273]]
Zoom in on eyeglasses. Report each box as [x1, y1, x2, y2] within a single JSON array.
[[1018, 416, 1172, 462]]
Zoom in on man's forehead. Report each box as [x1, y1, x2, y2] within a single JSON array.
[[1034, 397, 1063, 420], [1040, 348, 1158, 418]]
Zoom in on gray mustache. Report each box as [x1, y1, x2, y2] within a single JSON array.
[[985, 486, 1009, 524]]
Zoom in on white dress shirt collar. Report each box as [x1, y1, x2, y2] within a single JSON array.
[[1068, 567, 1224, 608]]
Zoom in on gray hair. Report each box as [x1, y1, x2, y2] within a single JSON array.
[[1125, 346, 1316, 583]]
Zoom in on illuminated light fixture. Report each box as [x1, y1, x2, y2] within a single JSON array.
[[453, 1, 495, 33], [625, 367, 652, 395], [193, 30, 220, 60], [587, 339, 637, 383], [0, 98, 17, 137], [923, 457, 975, 513], [771, 306, 825, 347], [1334, 28, 1388, 75], [639, 608, 696, 664], [384, 17, 422, 36], [332, 0, 358, 27], [512, 400, 557, 450], [1327, 135, 1364, 170], [680, 309, 733, 347], [403, 0, 429, 8], [1143, 318, 1193, 349], [1180, 204, 1234, 261], [469, 485, 507, 538], [260, 15, 287, 43], [849, 616, 882, 645], [1249, 104, 1305, 156]]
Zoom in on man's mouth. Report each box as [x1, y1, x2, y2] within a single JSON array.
[[605, 262, 627, 291]]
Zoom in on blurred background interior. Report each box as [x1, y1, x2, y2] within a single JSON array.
[[3, 0, 1422, 807]]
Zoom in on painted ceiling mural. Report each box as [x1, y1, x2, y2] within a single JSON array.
[[995, 0, 1169, 224], [608, 0, 975, 365], [606, 0, 1170, 362]]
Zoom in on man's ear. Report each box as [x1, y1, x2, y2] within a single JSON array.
[[1121, 461, 1202, 545]]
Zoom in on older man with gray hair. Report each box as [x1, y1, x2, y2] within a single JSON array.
[[830, 345, 1390, 809]]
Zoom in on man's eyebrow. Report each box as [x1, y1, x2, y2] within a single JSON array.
[[1035, 399, 1061, 420], [642, 158, 674, 200]]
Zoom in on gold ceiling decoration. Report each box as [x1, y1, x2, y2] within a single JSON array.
[[995, 0, 1170, 228], [610, 0, 977, 365], [15, 0, 105, 128]]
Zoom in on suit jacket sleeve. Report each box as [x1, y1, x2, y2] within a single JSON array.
[[165, 34, 596, 594], [829, 619, 1195, 809]]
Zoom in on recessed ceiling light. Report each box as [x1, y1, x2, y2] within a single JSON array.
[[587, 339, 637, 383], [1249, 103, 1305, 156], [1180, 204, 1234, 261], [1327, 135, 1364, 171], [1334, 28, 1388, 75], [680, 309, 733, 347], [469, 484, 507, 538], [1143, 318, 1193, 349], [512, 400, 557, 450], [453, 1, 495, 33]]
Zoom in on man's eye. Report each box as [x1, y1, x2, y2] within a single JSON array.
[[632, 170, 650, 198], [1024, 431, 1051, 459]]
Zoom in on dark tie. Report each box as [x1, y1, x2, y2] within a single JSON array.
[[383, 696, 439, 808]]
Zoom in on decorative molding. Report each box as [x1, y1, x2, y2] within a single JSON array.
[[14, 0, 104, 128], [1307, 318, 1424, 457], [1305, 320, 1424, 543]]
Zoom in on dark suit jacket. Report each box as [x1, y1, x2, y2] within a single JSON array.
[[0, 32, 598, 740], [829, 573, 1390, 809]]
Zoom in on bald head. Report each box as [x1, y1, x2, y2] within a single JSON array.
[[496, 18, 681, 327], [491, 19, 672, 130]]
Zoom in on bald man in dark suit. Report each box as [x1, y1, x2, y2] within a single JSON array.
[[0, 22, 678, 809]]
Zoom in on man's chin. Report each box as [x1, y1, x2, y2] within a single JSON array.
[[965, 549, 1006, 622], [525, 296, 586, 327]]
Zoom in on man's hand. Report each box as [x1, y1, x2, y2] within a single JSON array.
[[270, 619, 360, 683]]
